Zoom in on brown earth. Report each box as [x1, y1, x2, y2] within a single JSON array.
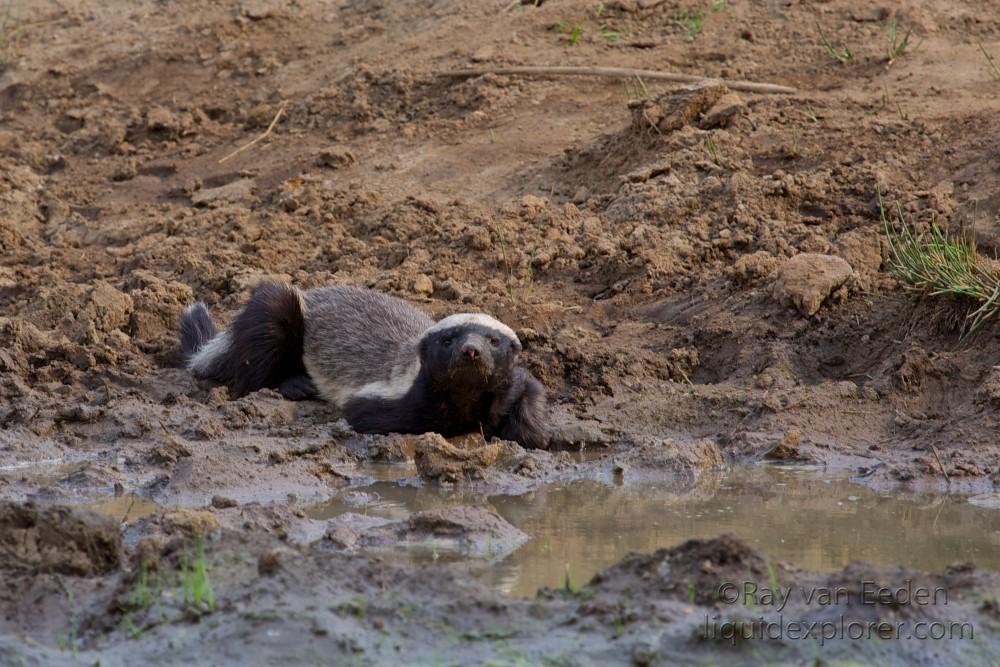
[[2, 0, 1000, 662]]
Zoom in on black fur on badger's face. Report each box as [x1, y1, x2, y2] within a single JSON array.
[[419, 316, 522, 393]]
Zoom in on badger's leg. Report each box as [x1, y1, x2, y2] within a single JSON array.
[[278, 374, 319, 401], [342, 394, 430, 435], [182, 282, 308, 398], [489, 367, 550, 449], [225, 282, 308, 398]]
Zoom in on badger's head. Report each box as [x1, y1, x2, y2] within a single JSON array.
[[419, 314, 521, 392]]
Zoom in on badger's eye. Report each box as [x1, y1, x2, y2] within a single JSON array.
[[441, 337, 453, 348], [488, 336, 500, 347]]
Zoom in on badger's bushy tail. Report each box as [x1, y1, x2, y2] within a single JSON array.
[[180, 302, 217, 359], [180, 282, 308, 398]]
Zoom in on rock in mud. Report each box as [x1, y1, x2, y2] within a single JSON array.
[[414, 433, 516, 483], [146, 106, 191, 136], [730, 250, 780, 285], [355, 506, 528, 557], [772, 253, 853, 316], [699, 91, 747, 129], [127, 272, 194, 344], [210, 495, 239, 509], [588, 534, 776, 604], [630, 84, 728, 134], [763, 429, 803, 461], [87, 282, 133, 333], [547, 412, 611, 449], [611, 437, 725, 479], [835, 229, 883, 276], [412, 273, 433, 296], [0, 502, 121, 575], [317, 145, 356, 168], [151, 434, 192, 465], [190, 178, 255, 207], [160, 509, 220, 537]]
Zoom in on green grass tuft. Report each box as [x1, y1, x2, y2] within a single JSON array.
[[181, 539, 216, 612], [881, 188, 1000, 337], [817, 23, 853, 64], [704, 136, 722, 166], [885, 18, 912, 63], [676, 4, 704, 42], [569, 23, 583, 45]]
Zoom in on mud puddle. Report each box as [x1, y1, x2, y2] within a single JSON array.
[[309, 465, 1000, 596]]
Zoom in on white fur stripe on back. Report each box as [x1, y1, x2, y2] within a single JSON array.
[[424, 313, 519, 345], [187, 331, 233, 374], [352, 358, 423, 402]]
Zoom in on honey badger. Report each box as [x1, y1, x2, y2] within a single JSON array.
[[179, 282, 550, 449]]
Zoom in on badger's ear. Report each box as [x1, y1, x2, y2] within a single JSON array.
[[512, 339, 523, 355]]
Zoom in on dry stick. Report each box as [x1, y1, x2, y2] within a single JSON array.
[[930, 445, 951, 486], [218, 100, 289, 164], [438, 66, 797, 95], [120, 494, 137, 525]]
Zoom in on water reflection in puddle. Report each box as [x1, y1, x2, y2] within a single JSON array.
[[309, 464, 1000, 596], [85, 493, 161, 524]]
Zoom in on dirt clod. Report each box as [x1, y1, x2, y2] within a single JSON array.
[[190, 179, 255, 207], [0, 502, 121, 575], [414, 433, 515, 483], [773, 253, 854, 316]]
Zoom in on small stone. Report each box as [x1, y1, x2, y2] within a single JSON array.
[[190, 178, 255, 207], [699, 91, 747, 129], [413, 274, 433, 296], [632, 85, 728, 134], [772, 253, 853, 316], [571, 186, 589, 205], [206, 386, 229, 405], [151, 436, 192, 465], [470, 46, 495, 63], [88, 283, 133, 333], [241, 0, 276, 19], [146, 106, 180, 133], [257, 550, 283, 576], [110, 158, 138, 182], [765, 430, 803, 461], [161, 509, 220, 537], [210, 495, 238, 509], [836, 229, 883, 275], [520, 195, 548, 216], [317, 145, 356, 169]]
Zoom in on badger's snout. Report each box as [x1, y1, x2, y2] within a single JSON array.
[[452, 333, 493, 373], [461, 341, 482, 360]]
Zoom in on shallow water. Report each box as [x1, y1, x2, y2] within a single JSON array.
[[12, 455, 1000, 599], [308, 464, 1000, 596]]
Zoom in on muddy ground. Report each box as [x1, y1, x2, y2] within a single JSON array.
[[3, 0, 1000, 664]]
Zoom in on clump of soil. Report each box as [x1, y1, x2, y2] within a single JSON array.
[[0, 501, 121, 575]]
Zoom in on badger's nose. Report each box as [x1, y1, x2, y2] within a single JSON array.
[[462, 343, 481, 360]]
